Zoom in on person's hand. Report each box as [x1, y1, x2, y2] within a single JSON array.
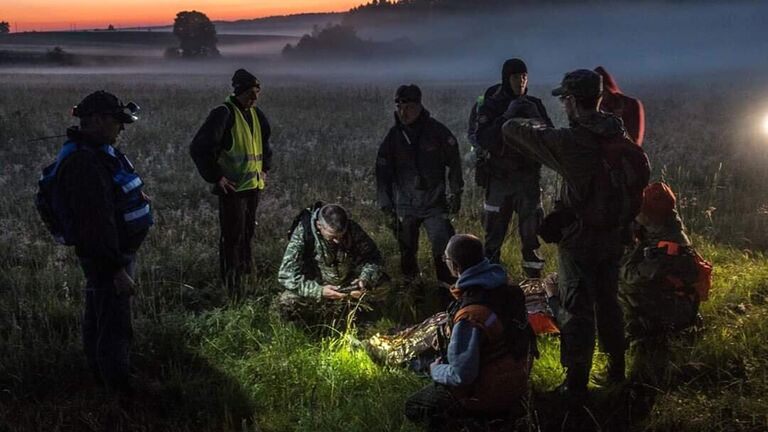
[[217, 176, 237, 194], [114, 268, 135, 297], [430, 356, 443, 372], [322, 285, 347, 300], [447, 192, 462, 215], [140, 191, 152, 203], [260, 171, 268, 186], [348, 279, 368, 299]]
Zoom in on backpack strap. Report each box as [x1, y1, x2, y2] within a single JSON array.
[[454, 304, 504, 342]]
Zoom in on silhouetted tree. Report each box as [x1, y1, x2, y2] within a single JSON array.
[[0, 21, 10, 34], [172, 11, 219, 58], [107, 24, 115, 31]]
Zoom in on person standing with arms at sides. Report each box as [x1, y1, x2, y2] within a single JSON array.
[[376, 84, 464, 293], [41, 91, 152, 395], [190, 69, 272, 299]]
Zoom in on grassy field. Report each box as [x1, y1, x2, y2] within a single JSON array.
[[1, 71, 768, 431]]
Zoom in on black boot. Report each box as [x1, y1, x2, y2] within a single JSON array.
[[554, 365, 589, 400], [522, 249, 544, 279]]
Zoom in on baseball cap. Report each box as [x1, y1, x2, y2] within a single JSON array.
[[72, 90, 140, 123], [551, 69, 603, 99]]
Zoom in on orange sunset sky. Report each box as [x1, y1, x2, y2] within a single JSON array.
[[2, 1, 362, 32]]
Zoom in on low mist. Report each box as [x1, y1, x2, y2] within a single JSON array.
[[1, 2, 765, 87]]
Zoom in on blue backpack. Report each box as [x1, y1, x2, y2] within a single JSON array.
[[36, 141, 153, 245]]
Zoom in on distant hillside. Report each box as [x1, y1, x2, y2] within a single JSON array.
[[0, 31, 292, 48], [213, 13, 344, 36]]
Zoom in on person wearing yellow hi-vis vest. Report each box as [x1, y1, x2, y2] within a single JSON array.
[[190, 69, 273, 298]]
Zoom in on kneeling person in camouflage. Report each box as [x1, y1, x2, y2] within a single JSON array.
[[276, 203, 385, 324]]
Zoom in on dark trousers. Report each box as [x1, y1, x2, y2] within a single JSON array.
[[81, 255, 135, 393], [557, 248, 626, 390], [483, 187, 543, 276], [405, 383, 463, 432], [219, 189, 259, 296], [396, 214, 456, 286]]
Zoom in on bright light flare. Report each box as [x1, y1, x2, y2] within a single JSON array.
[[763, 114, 768, 135]]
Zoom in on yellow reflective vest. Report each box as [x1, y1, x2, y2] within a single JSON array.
[[217, 96, 265, 191]]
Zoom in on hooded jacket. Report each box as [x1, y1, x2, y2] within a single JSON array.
[[621, 210, 696, 290], [502, 112, 630, 257], [620, 211, 701, 337], [431, 259, 532, 414], [595, 66, 645, 146], [375, 108, 463, 217], [471, 66, 554, 184]]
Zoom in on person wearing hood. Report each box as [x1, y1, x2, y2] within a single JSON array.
[[53, 90, 153, 395], [190, 68, 273, 299], [595, 66, 645, 146], [620, 182, 704, 343], [501, 69, 630, 397], [405, 234, 534, 430], [468, 58, 554, 278], [376, 84, 464, 290]]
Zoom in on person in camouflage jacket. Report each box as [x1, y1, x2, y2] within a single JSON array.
[[276, 204, 385, 324], [620, 182, 701, 340]]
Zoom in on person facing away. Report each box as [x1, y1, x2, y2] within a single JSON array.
[[56, 90, 153, 395], [189, 68, 272, 299], [405, 234, 535, 431], [501, 69, 631, 397], [595, 66, 645, 146], [468, 58, 554, 277], [276, 203, 385, 324], [620, 182, 703, 342], [375, 84, 464, 290]]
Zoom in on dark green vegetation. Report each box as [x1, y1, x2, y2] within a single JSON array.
[[1, 73, 768, 431], [282, 24, 411, 60], [171, 11, 219, 58]]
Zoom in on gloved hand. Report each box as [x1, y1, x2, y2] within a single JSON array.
[[447, 193, 462, 215]]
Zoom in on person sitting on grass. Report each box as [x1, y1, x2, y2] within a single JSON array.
[[405, 234, 535, 431], [275, 203, 386, 326]]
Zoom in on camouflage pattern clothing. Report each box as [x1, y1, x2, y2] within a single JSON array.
[[620, 212, 700, 340], [276, 209, 384, 322], [502, 111, 629, 391]]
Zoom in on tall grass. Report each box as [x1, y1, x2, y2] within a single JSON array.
[[1, 72, 768, 431]]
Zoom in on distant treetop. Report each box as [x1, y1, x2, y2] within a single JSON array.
[[171, 10, 220, 58]]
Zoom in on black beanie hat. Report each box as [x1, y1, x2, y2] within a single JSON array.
[[232, 69, 260, 95], [395, 84, 422, 103], [501, 58, 528, 91]]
